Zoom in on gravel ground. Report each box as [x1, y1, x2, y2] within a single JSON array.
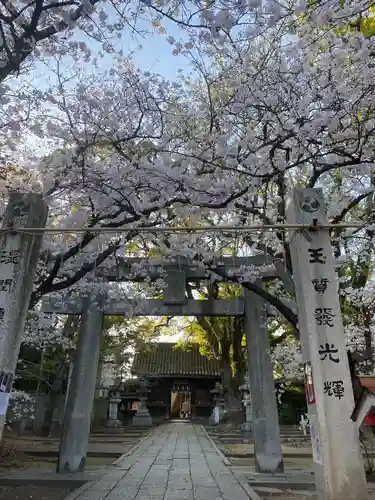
[[252, 487, 375, 499], [0, 486, 75, 500], [254, 493, 315, 499], [253, 493, 375, 500]]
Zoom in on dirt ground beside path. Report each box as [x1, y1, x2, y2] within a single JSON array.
[[253, 488, 375, 499], [255, 494, 314, 500], [0, 431, 146, 500], [0, 485, 74, 500], [0, 429, 144, 470]]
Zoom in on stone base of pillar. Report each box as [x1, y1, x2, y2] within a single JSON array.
[[225, 407, 244, 424], [240, 421, 252, 434], [209, 406, 222, 425], [241, 404, 252, 433], [132, 406, 152, 427], [105, 418, 124, 433], [209, 391, 225, 426]]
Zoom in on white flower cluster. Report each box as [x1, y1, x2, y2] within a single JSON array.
[[23, 310, 72, 350], [7, 390, 35, 424], [272, 341, 304, 381]]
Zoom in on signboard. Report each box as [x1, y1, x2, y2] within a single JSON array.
[[214, 406, 220, 424], [0, 371, 13, 416], [309, 414, 322, 464], [304, 362, 316, 405]]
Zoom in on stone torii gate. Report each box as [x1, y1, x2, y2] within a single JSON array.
[[42, 255, 293, 474]]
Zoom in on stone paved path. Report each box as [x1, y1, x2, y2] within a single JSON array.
[[66, 423, 255, 500]]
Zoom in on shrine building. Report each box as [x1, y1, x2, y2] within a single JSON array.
[[128, 343, 221, 423]]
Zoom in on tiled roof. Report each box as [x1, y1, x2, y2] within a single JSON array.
[[359, 376, 375, 392], [131, 342, 220, 377]]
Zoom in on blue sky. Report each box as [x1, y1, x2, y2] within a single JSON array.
[[20, 7, 200, 157], [27, 8, 196, 95], [85, 10, 196, 81], [124, 17, 193, 79]]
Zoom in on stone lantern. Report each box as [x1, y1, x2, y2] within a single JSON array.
[[239, 382, 252, 434], [132, 378, 152, 427], [105, 389, 124, 433], [209, 381, 224, 425]]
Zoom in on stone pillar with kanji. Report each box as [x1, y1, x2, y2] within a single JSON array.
[[288, 188, 367, 500], [0, 193, 48, 440]]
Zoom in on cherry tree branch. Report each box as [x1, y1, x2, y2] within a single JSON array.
[[0, 0, 101, 81]]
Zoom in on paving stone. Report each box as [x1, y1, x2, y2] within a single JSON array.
[[144, 471, 169, 479], [164, 490, 194, 500], [194, 486, 223, 500], [142, 479, 169, 487], [70, 491, 109, 500], [169, 473, 190, 481], [190, 467, 209, 475], [151, 465, 171, 471], [154, 460, 172, 466], [134, 486, 166, 500], [172, 458, 190, 466], [216, 478, 242, 489], [88, 480, 118, 491], [192, 477, 216, 487], [219, 485, 250, 500], [101, 470, 128, 481], [142, 474, 169, 486], [167, 479, 193, 491], [105, 486, 139, 500], [190, 467, 213, 475], [134, 494, 164, 500]]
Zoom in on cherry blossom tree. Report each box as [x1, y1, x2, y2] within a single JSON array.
[[0, 0, 142, 82], [1, 0, 375, 388], [137, 0, 375, 373]]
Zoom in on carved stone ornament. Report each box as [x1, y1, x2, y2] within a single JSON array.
[[300, 195, 320, 214], [12, 199, 29, 217]]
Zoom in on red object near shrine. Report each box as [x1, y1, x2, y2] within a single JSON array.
[[304, 362, 316, 405], [363, 412, 375, 426], [359, 376, 375, 426]]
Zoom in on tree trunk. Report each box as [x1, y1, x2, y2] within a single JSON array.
[[363, 308, 373, 374], [39, 317, 79, 436], [232, 324, 245, 389], [221, 357, 243, 424], [39, 358, 67, 436]]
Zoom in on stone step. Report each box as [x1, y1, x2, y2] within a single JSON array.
[[91, 428, 150, 434], [248, 472, 316, 491], [217, 437, 310, 444], [23, 449, 123, 458], [209, 431, 310, 436], [208, 434, 310, 441]]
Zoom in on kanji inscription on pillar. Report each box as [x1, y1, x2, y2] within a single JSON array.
[[318, 343, 339, 363], [302, 221, 347, 404], [0, 235, 19, 370]]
